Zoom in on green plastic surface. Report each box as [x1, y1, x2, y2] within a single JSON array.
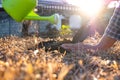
[[2, 0, 58, 24]]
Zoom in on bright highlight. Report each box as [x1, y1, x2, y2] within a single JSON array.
[[66, 0, 104, 16]]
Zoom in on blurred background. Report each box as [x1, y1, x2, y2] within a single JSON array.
[[0, 0, 118, 38]]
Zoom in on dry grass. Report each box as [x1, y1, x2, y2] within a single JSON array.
[[0, 35, 120, 80]]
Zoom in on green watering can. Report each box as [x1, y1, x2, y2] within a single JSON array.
[[2, 0, 59, 24]]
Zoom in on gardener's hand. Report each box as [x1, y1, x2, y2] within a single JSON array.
[[61, 43, 96, 52]]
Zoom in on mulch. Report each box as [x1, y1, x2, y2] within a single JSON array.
[[0, 35, 120, 80]]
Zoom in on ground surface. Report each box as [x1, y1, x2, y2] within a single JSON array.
[[0, 35, 120, 80]]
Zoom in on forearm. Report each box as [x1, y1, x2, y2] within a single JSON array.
[[92, 35, 117, 50]]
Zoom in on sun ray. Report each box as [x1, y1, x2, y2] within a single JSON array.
[[66, 0, 104, 16]]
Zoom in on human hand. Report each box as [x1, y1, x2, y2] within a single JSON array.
[[61, 43, 95, 53]]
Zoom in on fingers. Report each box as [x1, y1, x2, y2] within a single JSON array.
[[61, 43, 95, 53], [61, 44, 74, 51], [61, 43, 84, 52]]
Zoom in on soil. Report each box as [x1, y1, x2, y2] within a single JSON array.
[[0, 35, 120, 80]]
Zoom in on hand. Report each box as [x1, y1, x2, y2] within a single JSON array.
[[61, 43, 96, 53]]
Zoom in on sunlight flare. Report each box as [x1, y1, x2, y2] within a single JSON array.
[[66, 0, 104, 16]]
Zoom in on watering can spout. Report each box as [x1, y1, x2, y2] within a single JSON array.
[[24, 11, 59, 24]]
